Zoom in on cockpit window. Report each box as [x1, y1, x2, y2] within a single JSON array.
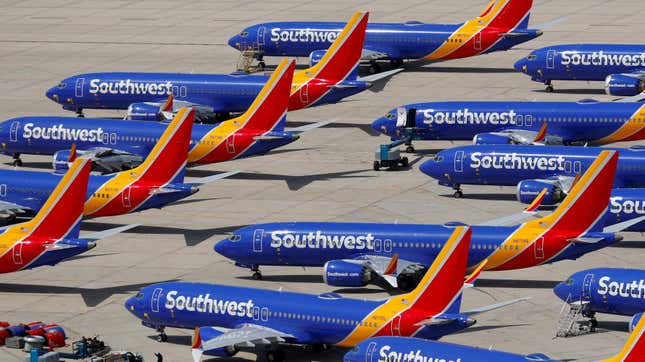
[[527, 55, 537, 60], [135, 292, 144, 299], [434, 156, 444, 162], [565, 278, 574, 286], [230, 234, 242, 242], [385, 113, 396, 120], [57, 82, 66, 89], [240, 31, 249, 37], [351, 347, 359, 352]]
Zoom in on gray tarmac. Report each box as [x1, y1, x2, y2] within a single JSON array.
[[1, 0, 645, 361]]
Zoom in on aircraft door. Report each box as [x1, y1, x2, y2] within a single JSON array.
[[534, 237, 544, 259], [384, 239, 392, 253], [253, 229, 264, 253], [122, 187, 132, 208], [390, 315, 402, 336], [374, 239, 382, 252], [474, 32, 482, 51], [9, 121, 20, 142], [454, 150, 464, 172], [12, 242, 23, 265], [299, 83, 309, 104], [258, 27, 266, 49], [75, 78, 85, 97], [546, 50, 556, 69], [365, 341, 378, 362], [226, 135, 236, 154], [151, 288, 163, 312], [582, 273, 594, 301]]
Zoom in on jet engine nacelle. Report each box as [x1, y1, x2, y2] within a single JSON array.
[[196, 327, 239, 357], [473, 133, 512, 145], [604, 74, 645, 96], [126, 102, 163, 121], [630, 312, 643, 332], [52, 150, 74, 173], [516, 180, 564, 205], [309, 50, 327, 67], [322, 260, 372, 287]]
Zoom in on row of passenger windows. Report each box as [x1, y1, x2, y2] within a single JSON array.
[[393, 242, 519, 251], [92, 192, 111, 199], [269, 310, 377, 327], [116, 136, 216, 146]]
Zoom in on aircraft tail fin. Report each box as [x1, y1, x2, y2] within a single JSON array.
[[227, 58, 294, 134], [533, 150, 618, 234], [603, 313, 645, 361], [476, 0, 533, 30], [296, 12, 368, 83], [129, 107, 195, 185], [20, 158, 91, 241], [401, 226, 471, 313]]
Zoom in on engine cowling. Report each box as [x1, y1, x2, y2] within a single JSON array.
[[196, 327, 239, 357], [52, 150, 74, 173], [604, 74, 645, 96], [309, 50, 327, 67], [473, 133, 512, 145], [323, 260, 372, 287], [630, 312, 643, 332], [126, 102, 163, 121], [516, 180, 564, 205]]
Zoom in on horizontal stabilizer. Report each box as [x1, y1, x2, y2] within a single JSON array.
[[253, 135, 286, 140], [603, 215, 645, 233], [81, 224, 140, 242], [186, 170, 240, 187], [568, 237, 604, 244], [531, 16, 568, 30], [286, 120, 333, 134], [463, 297, 530, 317], [358, 68, 404, 83]]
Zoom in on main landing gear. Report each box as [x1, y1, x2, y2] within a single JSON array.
[[368, 61, 381, 74], [156, 327, 168, 343], [251, 265, 262, 280], [265, 347, 285, 362], [75, 109, 85, 118], [545, 81, 554, 93], [12, 153, 22, 167]]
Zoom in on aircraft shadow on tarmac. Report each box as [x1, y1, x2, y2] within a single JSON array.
[[237, 274, 324, 284], [597, 320, 630, 333], [0, 280, 177, 307], [474, 278, 561, 289], [532, 88, 606, 95], [185, 169, 374, 191], [286, 120, 380, 137], [80, 222, 248, 247], [403, 62, 518, 74], [452, 323, 531, 335], [609, 240, 645, 248], [439, 193, 518, 201]]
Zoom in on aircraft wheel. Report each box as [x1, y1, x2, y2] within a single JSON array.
[[368, 62, 381, 74], [252, 271, 262, 280], [373, 161, 380, 171], [405, 145, 415, 153], [266, 349, 285, 362], [546, 85, 554, 93], [390, 59, 404, 67], [157, 333, 168, 343], [453, 190, 463, 198]]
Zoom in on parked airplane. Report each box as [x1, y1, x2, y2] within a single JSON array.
[[5, 59, 319, 172], [371, 101, 645, 152], [0, 158, 135, 273], [0, 107, 234, 220], [420, 144, 645, 199], [45, 12, 398, 121], [229, 0, 542, 72], [515, 44, 645, 97], [126, 226, 526, 362], [344, 316, 645, 362], [555, 268, 645, 330], [215, 151, 627, 291]]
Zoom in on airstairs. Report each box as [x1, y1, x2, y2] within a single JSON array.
[[555, 294, 594, 338], [236, 46, 264, 73]]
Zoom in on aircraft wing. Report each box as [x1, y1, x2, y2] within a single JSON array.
[[480, 124, 558, 145], [0, 200, 37, 215], [81, 224, 140, 242], [611, 70, 645, 102], [286, 120, 333, 134], [347, 254, 419, 288], [192, 324, 295, 362], [361, 48, 391, 61], [477, 188, 547, 226], [461, 297, 531, 317], [603, 215, 645, 233], [70, 147, 145, 174]]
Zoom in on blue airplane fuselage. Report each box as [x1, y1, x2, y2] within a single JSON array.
[[344, 336, 558, 362], [372, 101, 645, 144], [554, 268, 645, 318]]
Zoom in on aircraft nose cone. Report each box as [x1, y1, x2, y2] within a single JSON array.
[[552, 281, 569, 302], [514, 58, 528, 74], [214, 239, 232, 258], [45, 87, 59, 102], [419, 158, 441, 179], [124, 296, 136, 314], [371, 117, 389, 135], [228, 34, 241, 49]]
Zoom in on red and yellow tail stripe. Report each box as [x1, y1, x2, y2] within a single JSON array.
[[188, 59, 294, 163], [424, 0, 532, 60], [594, 104, 645, 144], [484, 151, 617, 271], [289, 12, 368, 110], [335, 227, 471, 347], [603, 314, 645, 361], [0, 159, 91, 273], [84, 108, 194, 217]]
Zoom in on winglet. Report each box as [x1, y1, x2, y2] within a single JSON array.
[[161, 93, 174, 112], [383, 254, 398, 275], [68, 143, 77, 163], [192, 327, 202, 349], [402, 226, 471, 312], [524, 188, 547, 213], [533, 123, 547, 143], [603, 311, 645, 361], [568, 173, 581, 193]]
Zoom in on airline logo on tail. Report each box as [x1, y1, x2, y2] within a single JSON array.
[[188, 59, 294, 163], [484, 150, 617, 271], [336, 227, 471, 347], [83, 107, 195, 216]]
